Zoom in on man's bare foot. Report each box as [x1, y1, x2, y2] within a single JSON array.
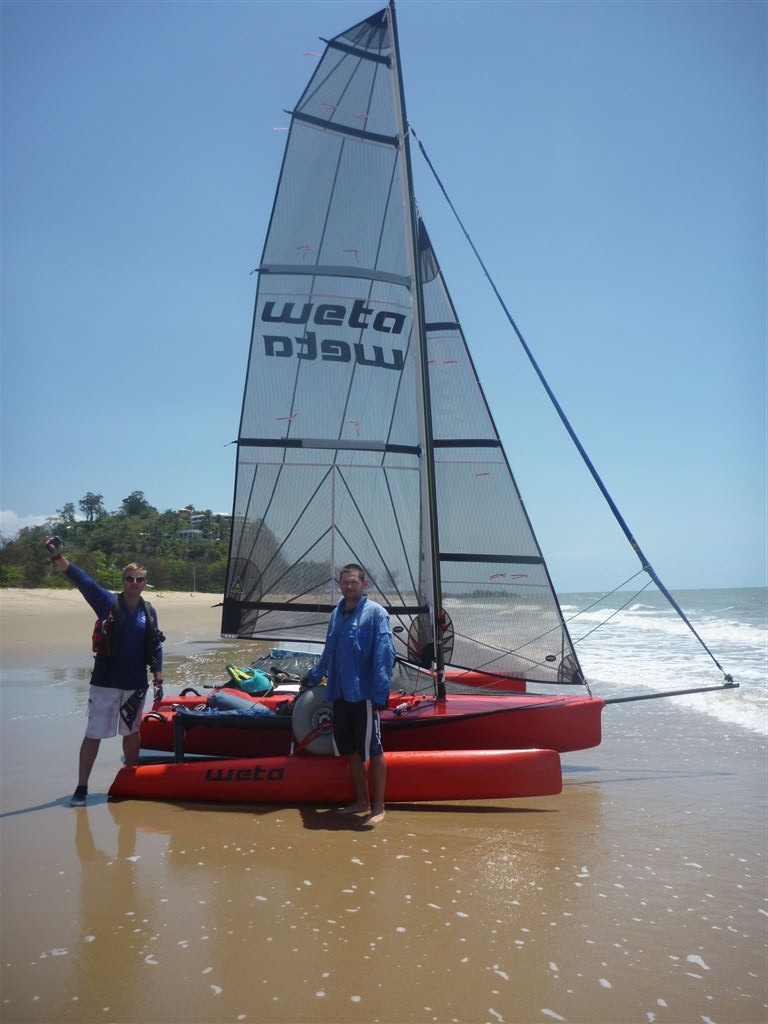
[[368, 807, 385, 825], [337, 802, 370, 816]]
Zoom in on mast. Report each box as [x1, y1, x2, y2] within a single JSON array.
[[386, 1, 446, 692]]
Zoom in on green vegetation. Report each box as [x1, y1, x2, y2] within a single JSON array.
[[0, 491, 230, 592]]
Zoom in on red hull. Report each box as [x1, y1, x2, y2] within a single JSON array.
[[141, 690, 603, 757], [109, 748, 562, 804]]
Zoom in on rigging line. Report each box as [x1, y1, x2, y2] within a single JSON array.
[[445, 627, 568, 675], [565, 568, 649, 622], [411, 126, 732, 683], [448, 569, 650, 671], [571, 580, 654, 646], [504, 568, 652, 656]]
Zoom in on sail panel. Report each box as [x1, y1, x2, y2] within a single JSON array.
[[240, 274, 417, 447], [441, 561, 572, 684], [434, 449, 544, 558], [297, 15, 393, 139], [262, 124, 408, 274]]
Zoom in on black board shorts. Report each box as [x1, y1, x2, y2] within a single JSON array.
[[332, 699, 383, 761]]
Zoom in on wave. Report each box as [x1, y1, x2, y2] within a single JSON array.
[[558, 588, 767, 736]]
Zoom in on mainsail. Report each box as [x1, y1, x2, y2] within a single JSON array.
[[222, 4, 584, 688]]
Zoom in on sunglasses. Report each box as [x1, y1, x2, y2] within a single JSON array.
[[124, 575, 146, 583]]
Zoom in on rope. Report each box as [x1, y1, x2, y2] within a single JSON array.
[[571, 579, 654, 646]]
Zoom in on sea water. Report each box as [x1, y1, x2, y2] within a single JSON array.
[[560, 586, 767, 736]]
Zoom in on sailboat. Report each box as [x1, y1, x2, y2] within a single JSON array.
[[121, 4, 736, 800]]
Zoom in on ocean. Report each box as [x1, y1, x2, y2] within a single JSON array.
[[560, 586, 767, 736]]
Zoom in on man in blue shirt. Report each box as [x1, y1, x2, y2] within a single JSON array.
[[301, 564, 394, 823], [44, 538, 163, 806]]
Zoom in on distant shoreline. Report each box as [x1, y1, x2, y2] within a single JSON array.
[[0, 588, 224, 668]]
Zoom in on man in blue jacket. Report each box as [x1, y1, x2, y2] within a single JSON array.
[[44, 538, 164, 806], [300, 564, 394, 823]]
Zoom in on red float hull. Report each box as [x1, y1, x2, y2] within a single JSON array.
[[109, 747, 562, 805]]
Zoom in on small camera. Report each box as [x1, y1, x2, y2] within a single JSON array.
[[46, 536, 63, 554]]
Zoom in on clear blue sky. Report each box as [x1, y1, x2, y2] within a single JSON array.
[[2, 0, 765, 591]]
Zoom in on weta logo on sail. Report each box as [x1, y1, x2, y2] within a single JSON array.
[[205, 765, 285, 782], [262, 299, 406, 334], [260, 299, 408, 372], [264, 333, 404, 371]]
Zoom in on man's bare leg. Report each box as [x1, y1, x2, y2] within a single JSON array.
[[122, 732, 141, 767], [338, 752, 370, 814], [78, 737, 101, 786], [368, 753, 386, 824]]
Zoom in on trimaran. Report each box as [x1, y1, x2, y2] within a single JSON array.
[[113, 2, 736, 805]]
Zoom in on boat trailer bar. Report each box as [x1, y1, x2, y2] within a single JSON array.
[[604, 680, 739, 705]]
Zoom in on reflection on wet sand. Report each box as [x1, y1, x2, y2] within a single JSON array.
[[100, 789, 597, 1023], [71, 809, 157, 1020]]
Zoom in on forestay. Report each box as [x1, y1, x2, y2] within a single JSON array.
[[221, 6, 584, 688]]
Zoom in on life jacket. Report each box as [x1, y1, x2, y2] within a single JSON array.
[[92, 595, 164, 672]]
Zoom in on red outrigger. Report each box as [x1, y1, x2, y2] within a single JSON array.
[[110, 747, 562, 805]]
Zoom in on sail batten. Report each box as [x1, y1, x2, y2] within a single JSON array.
[[238, 438, 420, 454], [293, 111, 398, 147], [441, 554, 546, 565], [326, 39, 392, 65], [259, 264, 410, 285]]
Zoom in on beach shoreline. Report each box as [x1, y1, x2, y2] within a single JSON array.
[[0, 588, 225, 667], [1, 588, 766, 1023]]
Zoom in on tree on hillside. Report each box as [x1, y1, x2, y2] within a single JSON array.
[[56, 502, 77, 526], [0, 499, 233, 590], [79, 492, 105, 522], [120, 491, 153, 517]]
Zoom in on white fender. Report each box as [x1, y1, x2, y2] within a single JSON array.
[[291, 684, 335, 755]]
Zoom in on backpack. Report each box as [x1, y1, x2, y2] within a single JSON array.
[[92, 595, 164, 670], [225, 663, 273, 696]]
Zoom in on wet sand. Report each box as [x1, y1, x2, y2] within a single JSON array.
[[1, 589, 766, 1024]]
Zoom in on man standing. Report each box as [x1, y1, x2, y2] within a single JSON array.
[[43, 538, 164, 806], [300, 564, 394, 824]]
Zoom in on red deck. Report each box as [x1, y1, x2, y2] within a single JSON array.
[[140, 689, 603, 758]]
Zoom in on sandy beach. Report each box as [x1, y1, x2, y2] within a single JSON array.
[[0, 588, 226, 667], [1, 588, 766, 1024]]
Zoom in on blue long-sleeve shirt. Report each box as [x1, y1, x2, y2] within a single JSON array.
[[305, 595, 394, 705], [64, 563, 163, 690]]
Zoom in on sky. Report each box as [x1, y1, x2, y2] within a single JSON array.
[[2, 0, 765, 592]]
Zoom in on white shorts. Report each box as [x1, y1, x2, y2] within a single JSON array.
[[85, 686, 147, 739]]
